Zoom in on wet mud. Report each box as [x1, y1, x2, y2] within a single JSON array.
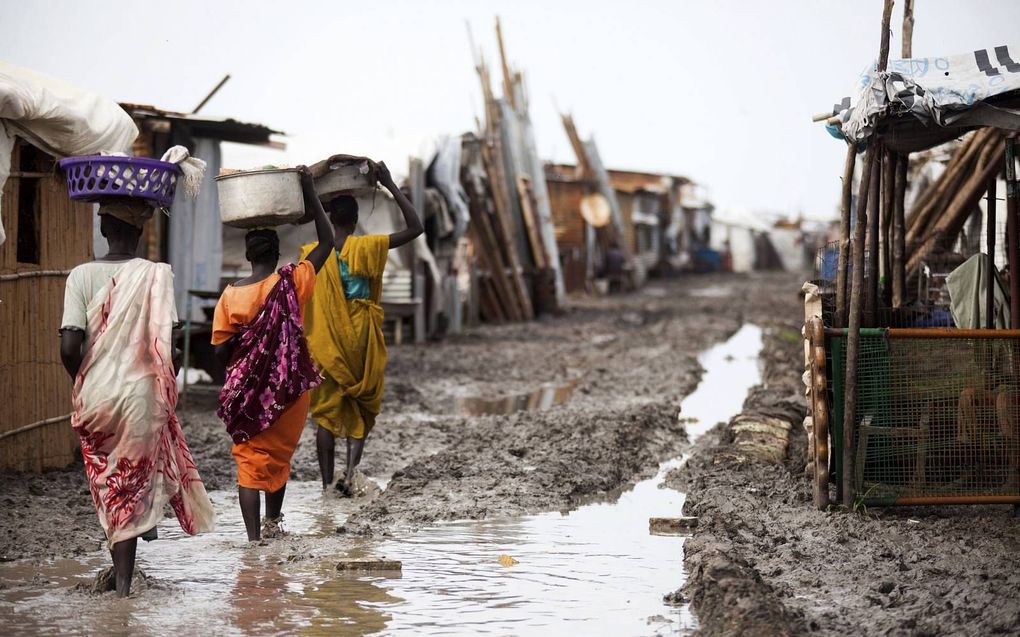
[[1, 273, 790, 562], [672, 284, 1020, 636]]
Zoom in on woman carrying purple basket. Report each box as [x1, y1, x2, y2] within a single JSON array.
[[212, 167, 334, 541]]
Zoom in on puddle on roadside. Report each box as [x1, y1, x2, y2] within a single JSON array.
[[453, 379, 579, 416], [687, 285, 733, 298], [0, 326, 763, 636]]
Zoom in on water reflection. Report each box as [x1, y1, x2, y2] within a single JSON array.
[[453, 379, 579, 416]]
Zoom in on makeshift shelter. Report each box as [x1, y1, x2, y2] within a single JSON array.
[[545, 162, 696, 288], [807, 0, 1020, 512], [0, 63, 136, 471]]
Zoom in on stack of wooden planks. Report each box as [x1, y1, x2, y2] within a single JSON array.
[[463, 18, 567, 322]]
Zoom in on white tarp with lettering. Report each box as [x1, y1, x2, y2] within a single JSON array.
[[834, 44, 1020, 144]]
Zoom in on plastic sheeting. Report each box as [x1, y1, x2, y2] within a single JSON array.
[[427, 135, 469, 240], [0, 61, 138, 245], [169, 138, 222, 320], [837, 45, 1020, 147]]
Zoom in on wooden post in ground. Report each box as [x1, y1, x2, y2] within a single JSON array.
[[836, 144, 857, 327], [881, 148, 895, 307], [986, 176, 997, 329], [892, 152, 908, 307], [842, 0, 893, 506], [843, 150, 877, 507], [866, 146, 882, 327], [1006, 137, 1019, 329]]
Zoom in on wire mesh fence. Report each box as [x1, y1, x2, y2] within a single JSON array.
[[828, 330, 1020, 505]]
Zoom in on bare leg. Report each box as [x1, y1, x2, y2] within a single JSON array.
[[344, 436, 367, 484], [316, 425, 336, 488], [238, 486, 261, 541], [265, 483, 287, 520], [112, 538, 137, 597]]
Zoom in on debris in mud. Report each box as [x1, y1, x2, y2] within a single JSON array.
[[335, 558, 403, 572], [497, 554, 519, 567], [662, 589, 687, 606], [648, 516, 698, 534]]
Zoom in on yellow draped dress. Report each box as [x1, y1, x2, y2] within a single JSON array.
[[300, 235, 390, 439]]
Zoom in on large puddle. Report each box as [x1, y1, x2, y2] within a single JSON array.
[[0, 325, 763, 636]]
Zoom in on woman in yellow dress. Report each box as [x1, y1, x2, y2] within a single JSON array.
[[300, 161, 423, 494]]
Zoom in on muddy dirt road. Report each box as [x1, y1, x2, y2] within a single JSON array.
[[7, 269, 1013, 635], [1, 272, 794, 564]]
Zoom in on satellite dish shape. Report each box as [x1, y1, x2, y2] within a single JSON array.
[[580, 193, 611, 227]]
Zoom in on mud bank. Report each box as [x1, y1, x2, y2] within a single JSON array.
[[674, 289, 1020, 636], [0, 272, 798, 562]]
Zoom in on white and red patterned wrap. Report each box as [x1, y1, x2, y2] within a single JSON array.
[[71, 259, 215, 547]]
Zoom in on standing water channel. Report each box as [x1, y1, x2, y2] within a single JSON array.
[[0, 325, 763, 636]]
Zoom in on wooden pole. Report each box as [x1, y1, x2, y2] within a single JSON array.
[[836, 144, 858, 327], [881, 148, 895, 307], [494, 17, 517, 110], [843, 150, 877, 507], [866, 145, 882, 326], [986, 176, 997, 329], [192, 74, 231, 114], [901, 0, 915, 59], [892, 152, 908, 307], [877, 0, 894, 73], [1006, 138, 1019, 329]]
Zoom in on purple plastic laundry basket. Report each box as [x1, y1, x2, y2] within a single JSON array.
[[58, 156, 180, 208]]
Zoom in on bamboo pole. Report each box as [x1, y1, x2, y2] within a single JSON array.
[[0, 269, 71, 281], [836, 144, 857, 327], [0, 413, 71, 441], [986, 176, 997, 329], [892, 152, 908, 307], [866, 147, 881, 326], [843, 150, 877, 507]]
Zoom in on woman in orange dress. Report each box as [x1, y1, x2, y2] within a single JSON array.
[[212, 167, 334, 541]]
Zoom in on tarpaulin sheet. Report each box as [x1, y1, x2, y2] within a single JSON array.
[[835, 45, 1020, 147]]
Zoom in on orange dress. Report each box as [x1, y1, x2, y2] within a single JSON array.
[[212, 260, 316, 492]]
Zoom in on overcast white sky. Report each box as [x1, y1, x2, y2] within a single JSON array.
[[2, 0, 1018, 219]]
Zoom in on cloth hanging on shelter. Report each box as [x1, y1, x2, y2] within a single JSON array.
[[0, 61, 138, 245], [426, 135, 470, 240], [947, 253, 1011, 329]]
